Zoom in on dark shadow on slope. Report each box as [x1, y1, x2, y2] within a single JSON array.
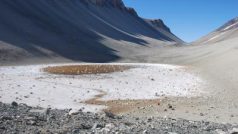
[[0, 0, 120, 63], [0, 22, 120, 63], [87, 4, 175, 43], [21, 0, 150, 46], [0, 0, 178, 63], [51, 0, 150, 46]]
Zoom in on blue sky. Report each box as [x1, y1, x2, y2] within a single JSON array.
[[123, 0, 238, 42]]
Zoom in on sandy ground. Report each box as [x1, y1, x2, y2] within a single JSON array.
[[0, 63, 207, 115], [122, 37, 238, 124]]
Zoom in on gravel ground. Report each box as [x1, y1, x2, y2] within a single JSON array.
[[0, 102, 238, 134]]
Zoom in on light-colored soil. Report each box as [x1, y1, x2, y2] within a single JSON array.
[[1, 37, 238, 124], [121, 37, 238, 124], [0, 63, 206, 120]]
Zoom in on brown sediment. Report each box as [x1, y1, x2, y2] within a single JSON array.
[[84, 90, 160, 114], [43, 65, 132, 75]]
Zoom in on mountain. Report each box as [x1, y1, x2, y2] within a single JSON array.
[[0, 0, 183, 64], [193, 17, 238, 45], [144, 19, 184, 43]]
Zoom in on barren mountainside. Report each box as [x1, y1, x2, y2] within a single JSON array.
[[2, 1, 238, 133], [144, 19, 183, 43], [193, 17, 238, 45], [0, 0, 183, 64], [216, 17, 238, 32]]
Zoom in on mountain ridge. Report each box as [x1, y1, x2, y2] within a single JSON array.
[[193, 17, 238, 45], [0, 0, 183, 64], [216, 17, 238, 32]]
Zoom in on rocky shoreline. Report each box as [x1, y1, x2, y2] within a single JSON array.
[[0, 102, 237, 134]]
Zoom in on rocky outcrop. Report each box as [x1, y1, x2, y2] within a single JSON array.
[[125, 7, 138, 16], [145, 19, 171, 33], [86, 0, 125, 8], [82, 0, 138, 16]]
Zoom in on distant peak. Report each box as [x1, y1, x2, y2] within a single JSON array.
[[144, 19, 171, 33], [217, 17, 238, 32]]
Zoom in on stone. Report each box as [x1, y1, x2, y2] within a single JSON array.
[[168, 104, 173, 109], [105, 111, 115, 119], [24, 95, 29, 98], [105, 123, 115, 129], [124, 122, 133, 126], [25, 116, 37, 121], [143, 130, 148, 134], [45, 108, 51, 115], [230, 128, 238, 134], [155, 92, 159, 96], [81, 124, 92, 129], [72, 129, 80, 133], [26, 120, 37, 126], [11, 101, 18, 107], [1, 116, 13, 120], [0, 126, 6, 130]]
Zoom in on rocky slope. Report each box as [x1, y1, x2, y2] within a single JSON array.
[[193, 17, 238, 45], [145, 19, 184, 43], [145, 19, 171, 33], [0, 0, 183, 64], [1, 102, 238, 134]]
